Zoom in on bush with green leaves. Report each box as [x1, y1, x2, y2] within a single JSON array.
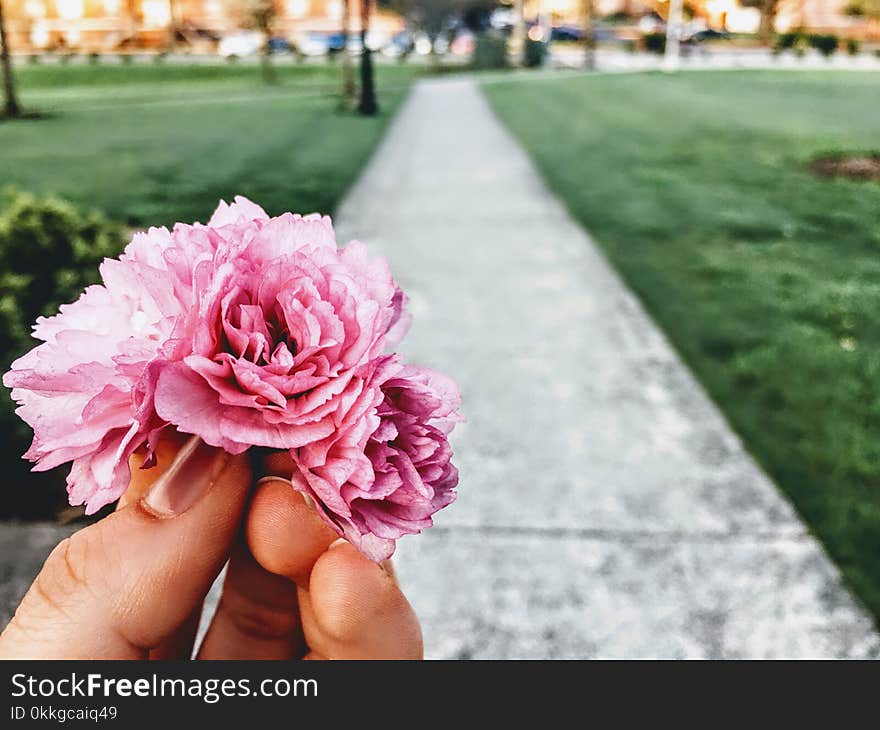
[[643, 33, 666, 55], [774, 31, 801, 51], [523, 38, 548, 68], [809, 33, 839, 57], [846, 38, 860, 55], [604, 11, 634, 24], [0, 190, 126, 518], [472, 34, 509, 70]]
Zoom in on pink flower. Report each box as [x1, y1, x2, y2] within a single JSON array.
[[3, 197, 461, 557], [293, 357, 462, 561]]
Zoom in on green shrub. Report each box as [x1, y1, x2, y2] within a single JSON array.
[[0, 191, 122, 350], [523, 38, 548, 67], [774, 31, 801, 51], [775, 30, 832, 57], [643, 32, 666, 55], [809, 33, 838, 57], [846, 38, 860, 55], [0, 190, 126, 519], [603, 11, 633, 23], [472, 34, 509, 69], [844, 1, 865, 15]]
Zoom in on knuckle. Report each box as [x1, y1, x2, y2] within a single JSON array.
[[38, 531, 97, 605]]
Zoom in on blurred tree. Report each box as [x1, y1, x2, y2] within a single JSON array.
[[233, 0, 278, 83], [168, 0, 180, 50], [581, 0, 595, 70], [125, 0, 141, 43], [383, 0, 442, 64], [844, 0, 880, 17], [358, 0, 378, 114], [739, 0, 782, 42], [0, 0, 20, 118], [382, 0, 491, 62], [341, 0, 356, 102]]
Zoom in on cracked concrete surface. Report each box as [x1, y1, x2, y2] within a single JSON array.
[[1, 77, 877, 658]]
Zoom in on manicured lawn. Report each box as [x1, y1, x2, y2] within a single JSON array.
[[484, 71, 880, 621], [1, 63, 419, 225]]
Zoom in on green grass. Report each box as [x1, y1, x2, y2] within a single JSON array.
[[1, 63, 419, 225], [484, 70, 880, 621]]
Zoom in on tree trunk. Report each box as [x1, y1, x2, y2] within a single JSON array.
[[0, 0, 21, 119], [511, 0, 526, 66], [663, 0, 684, 71], [758, 2, 778, 43], [167, 0, 178, 51], [261, 42, 275, 83], [126, 0, 139, 46], [357, 0, 377, 115], [341, 0, 355, 100], [260, 21, 276, 84], [582, 0, 595, 70]]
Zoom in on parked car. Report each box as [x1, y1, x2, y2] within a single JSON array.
[[685, 29, 731, 43], [346, 35, 363, 55], [267, 36, 293, 54], [637, 13, 665, 34], [382, 31, 414, 58], [326, 32, 346, 54], [339, 32, 385, 55], [218, 31, 262, 58], [550, 25, 583, 43], [174, 26, 220, 54], [298, 32, 331, 57], [413, 31, 449, 56], [449, 29, 475, 56]]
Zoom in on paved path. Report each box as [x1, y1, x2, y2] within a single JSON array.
[[333, 77, 880, 658], [2, 77, 878, 658]]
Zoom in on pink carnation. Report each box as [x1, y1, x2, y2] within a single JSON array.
[[293, 357, 463, 561], [4, 197, 460, 559]]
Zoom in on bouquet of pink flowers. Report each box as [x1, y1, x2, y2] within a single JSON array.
[[3, 197, 462, 561]]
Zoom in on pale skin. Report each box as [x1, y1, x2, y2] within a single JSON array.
[[0, 436, 423, 659]]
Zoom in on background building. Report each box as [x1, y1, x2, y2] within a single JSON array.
[[3, 0, 403, 52]]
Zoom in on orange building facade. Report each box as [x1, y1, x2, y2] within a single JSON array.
[[537, 0, 877, 37], [3, 0, 404, 52], [3, 0, 877, 52]]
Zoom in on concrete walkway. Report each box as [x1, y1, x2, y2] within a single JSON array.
[[2, 77, 878, 658], [333, 77, 880, 658]]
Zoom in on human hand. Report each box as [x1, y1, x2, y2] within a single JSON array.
[[0, 436, 422, 660]]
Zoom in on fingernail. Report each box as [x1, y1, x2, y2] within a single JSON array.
[[255, 476, 317, 512], [329, 537, 349, 550], [301, 493, 317, 512], [256, 476, 292, 489], [142, 435, 229, 517]]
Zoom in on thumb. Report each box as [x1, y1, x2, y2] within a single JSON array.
[[0, 436, 251, 659]]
